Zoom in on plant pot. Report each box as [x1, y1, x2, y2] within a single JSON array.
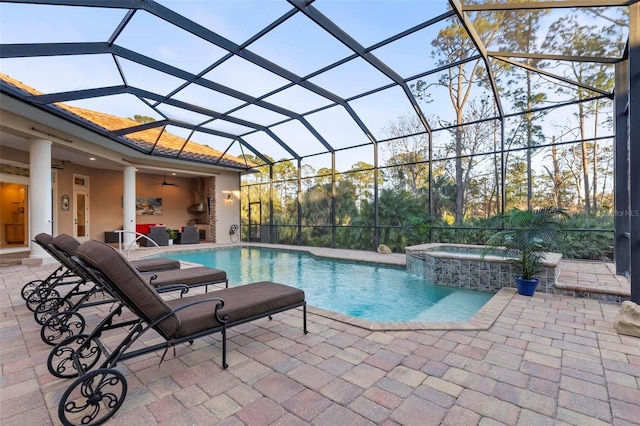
[[515, 276, 538, 296], [168, 239, 173, 246]]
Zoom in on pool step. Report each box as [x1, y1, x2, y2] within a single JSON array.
[[554, 281, 630, 303], [553, 260, 630, 303]]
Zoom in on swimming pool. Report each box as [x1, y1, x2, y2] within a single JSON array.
[[163, 247, 492, 323]]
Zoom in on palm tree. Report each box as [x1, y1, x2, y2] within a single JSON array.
[[485, 207, 567, 281]]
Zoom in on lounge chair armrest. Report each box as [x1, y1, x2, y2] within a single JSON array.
[[146, 274, 192, 296], [156, 284, 190, 296], [147, 297, 227, 331]]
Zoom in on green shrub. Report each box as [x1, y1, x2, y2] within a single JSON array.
[[555, 214, 613, 260]]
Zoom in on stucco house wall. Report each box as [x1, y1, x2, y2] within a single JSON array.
[[1, 143, 241, 244]]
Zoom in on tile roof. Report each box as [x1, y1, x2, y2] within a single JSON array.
[[0, 73, 256, 170]]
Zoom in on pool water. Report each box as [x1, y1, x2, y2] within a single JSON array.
[[163, 247, 492, 323]]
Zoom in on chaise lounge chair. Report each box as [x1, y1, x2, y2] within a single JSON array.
[[50, 240, 306, 426]]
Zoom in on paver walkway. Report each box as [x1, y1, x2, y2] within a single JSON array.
[[557, 261, 631, 298], [1, 247, 639, 425]]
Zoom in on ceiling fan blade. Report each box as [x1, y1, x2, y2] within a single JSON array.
[[160, 173, 179, 186]]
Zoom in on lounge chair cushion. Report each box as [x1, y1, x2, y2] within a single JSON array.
[[145, 266, 226, 287], [51, 234, 81, 256], [37, 233, 80, 273], [35, 232, 54, 246], [76, 240, 179, 337], [165, 282, 305, 338], [133, 257, 180, 273]]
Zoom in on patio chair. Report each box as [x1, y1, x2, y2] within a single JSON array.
[[176, 225, 199, 244], [138, 225, 169, 246], [50, 240, 306, 426]]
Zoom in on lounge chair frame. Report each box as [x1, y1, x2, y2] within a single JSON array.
[[51, 241, 306, 426], [24, 234, 90, 312]]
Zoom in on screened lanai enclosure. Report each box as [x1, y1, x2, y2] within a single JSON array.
[[0, 0, 638, 301]]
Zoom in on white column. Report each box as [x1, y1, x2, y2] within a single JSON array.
[[122, 166, 136, 249], [25, 138, 53, 265]]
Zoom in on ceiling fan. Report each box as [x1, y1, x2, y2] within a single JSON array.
[[160, 173, 179, 187]]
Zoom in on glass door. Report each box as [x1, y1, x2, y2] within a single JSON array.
[[0, 182, 28, 248], [73, 174, 90, 241], [74, 190, 89, 240]]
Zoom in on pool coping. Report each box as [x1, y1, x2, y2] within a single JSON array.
[[167, 242, 408, 266], [406, 243, 563, 267], [307, 287, 516, 331], [139, 242, 515, 332]]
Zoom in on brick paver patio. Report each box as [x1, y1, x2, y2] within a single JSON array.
[[1, 245, 638, 425]]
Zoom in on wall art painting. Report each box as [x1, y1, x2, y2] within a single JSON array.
[[136, 197, 162, 215]]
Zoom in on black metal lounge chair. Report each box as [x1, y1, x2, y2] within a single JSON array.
[[50, 240, 306, 426], [35, 234, 228, 346]]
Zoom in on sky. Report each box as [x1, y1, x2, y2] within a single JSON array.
[[0, 1, 626, 172]]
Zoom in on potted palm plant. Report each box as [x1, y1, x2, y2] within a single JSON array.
[[166, 228, 179, 245], [484, 207, 566, 296]]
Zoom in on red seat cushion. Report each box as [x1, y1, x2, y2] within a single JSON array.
[[136, 224, 162, 235]]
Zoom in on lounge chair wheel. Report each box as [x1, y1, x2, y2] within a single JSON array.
[[21, 280, 43, 300], [58, 368, 127, 426], [34, 297, 74, 325], [41, 311, 86, 346], [48, 334, 102, 379], [26, 287, 60, 312]]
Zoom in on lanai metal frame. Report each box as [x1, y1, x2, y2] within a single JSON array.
[[0, 0, 636, 301]]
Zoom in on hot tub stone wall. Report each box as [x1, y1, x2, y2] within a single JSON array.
[[406, 244, 561, 294]]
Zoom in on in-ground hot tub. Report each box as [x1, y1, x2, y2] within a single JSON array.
[[405, 243, 562, 294]]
